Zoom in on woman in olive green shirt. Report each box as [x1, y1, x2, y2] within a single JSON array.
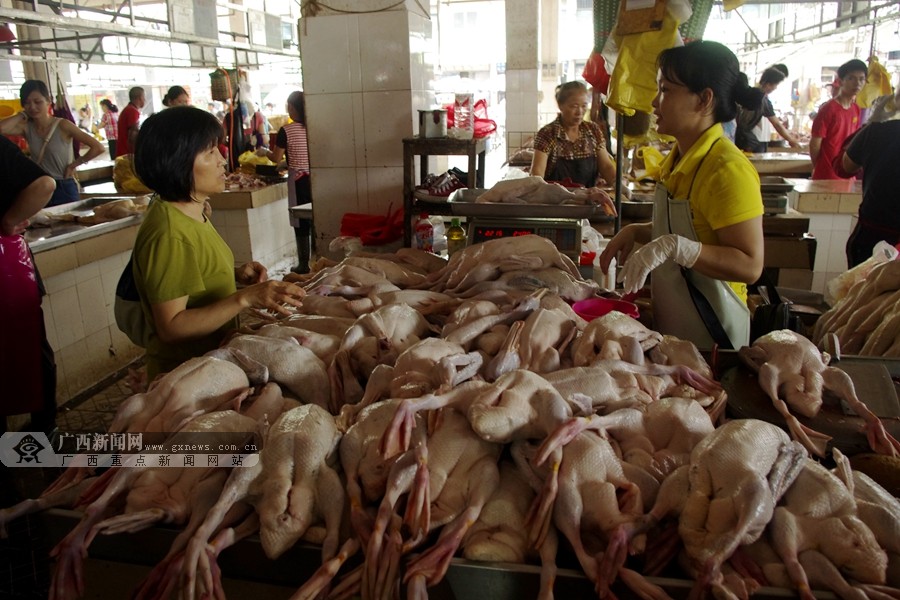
[[133, 107, 306, 378]]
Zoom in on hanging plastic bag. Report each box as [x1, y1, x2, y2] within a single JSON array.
[[825, 241, 900, 306], [582, 50, 611, 95], [605, 12, 681, 116], [0, 234, 45, 414], [857, 55, 892, 109]]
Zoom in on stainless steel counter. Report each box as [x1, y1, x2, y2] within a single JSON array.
[[26, 196, 145, 253]]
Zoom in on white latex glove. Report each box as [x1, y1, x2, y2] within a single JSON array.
[[621, 233, 702, 295]]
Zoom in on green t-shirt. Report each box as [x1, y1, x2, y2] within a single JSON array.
[[133, 198, 237, 378]]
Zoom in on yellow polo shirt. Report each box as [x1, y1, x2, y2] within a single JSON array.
[[657, 123, 763, 301]]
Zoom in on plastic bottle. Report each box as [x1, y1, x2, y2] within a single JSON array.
[[430, 216, 447, 254], [414, 213, 434, 253], [446, 217, 467, 256]]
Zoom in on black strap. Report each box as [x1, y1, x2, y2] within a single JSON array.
[[681, 267, 734, 350]]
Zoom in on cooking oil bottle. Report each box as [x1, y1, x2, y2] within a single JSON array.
[[446, 217, 467, 256]]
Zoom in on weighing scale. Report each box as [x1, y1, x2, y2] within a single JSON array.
[[466, 216, 583, 260]]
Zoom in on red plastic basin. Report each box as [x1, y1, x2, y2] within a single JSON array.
[[572, 298, 640, 321]]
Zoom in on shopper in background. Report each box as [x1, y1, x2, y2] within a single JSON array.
[[840, 118, 900, 267], [809, 59, 867, 179], [0, 136, 58, 436], [162, 85, 191, 108], [0, 80, 104, 206], [599, 40, 765, 350], [734, 64, 801, 152], [77, 104, 93, 132], [99, 98, 119, 159], [131, 106, 306, 379], [530, 81, 618, 188], [265, 91, 313, 273], [116, 86, 145, 157], [249, 103, 270, 150]]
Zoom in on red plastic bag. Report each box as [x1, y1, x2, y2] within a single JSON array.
[[582, 51, 611, 94], [445, 99, 497, 139], [340, 206, 404, 246], [0, 235, 44, 414]]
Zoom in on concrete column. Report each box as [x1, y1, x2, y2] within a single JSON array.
[[504, 0, 540, 157], [299, 0, 434, 259]]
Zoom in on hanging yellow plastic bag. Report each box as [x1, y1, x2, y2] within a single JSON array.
[[857, 55, 892, 109], [605, 12, 680, 116], [635, 146, 665, 180]]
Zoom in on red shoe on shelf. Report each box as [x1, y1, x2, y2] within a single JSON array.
[[414, 172, 466, 202]]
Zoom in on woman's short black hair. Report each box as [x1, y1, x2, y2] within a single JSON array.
[[19, 80, 51, 105], [134, 106, 223, 201], [658, 40, 763, 123], [162, 85, 189, 107], [555, 81, 588, 106], [286, 91, 306, 125]]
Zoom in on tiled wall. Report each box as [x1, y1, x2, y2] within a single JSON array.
[[808, 213, 855, 295], [300, 5, 434, 260], [38, 249, 144, 406], [209, 197, 298, 276]]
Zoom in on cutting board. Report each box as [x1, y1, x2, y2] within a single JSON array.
[[723, 359, 900, 456]]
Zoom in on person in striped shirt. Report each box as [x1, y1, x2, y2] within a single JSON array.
[[265, 91, 312, 273]]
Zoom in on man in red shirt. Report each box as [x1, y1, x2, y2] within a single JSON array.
[[809, 59, 867, 180], [116, 86, 145, 157]]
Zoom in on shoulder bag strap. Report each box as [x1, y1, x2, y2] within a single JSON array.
[[35, 118, 61, 167]]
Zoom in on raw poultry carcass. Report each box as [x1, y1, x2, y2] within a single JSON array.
[[47, 385, 286, 600], [442, 292, 543, 349], [107, 355, 258, 434], [571, 311, 663, 367], [456, 267, 599, 302], [292, 293, 360, 319], [280, 314, 357, 338], [216, 334, 331, 409], [365, 400, 502, 600], [254, 323, 341, 365], [422, 235, 581, 295], [513, 432, 659, 600], [475, 176, 613, 210], [832, 450, 900, 587], [337, 256, 429, 288], [536, 397, 716, 505], [330, 303, 436, 410], [300, 264, 401, 298], [483, 306, 579, 380], [349, 289, 456, 316], [385, 338, 483, 398], [813, 260, 900, 344], [738, 329, 900, 458], [642, 419, 807, 597], [768, 457, 888, 600], [180, 403, 343, 600]]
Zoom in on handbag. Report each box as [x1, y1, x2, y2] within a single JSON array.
[[114, 256, 151, 347]]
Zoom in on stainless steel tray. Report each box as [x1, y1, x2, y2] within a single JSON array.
[[449, 188, 599, 219]]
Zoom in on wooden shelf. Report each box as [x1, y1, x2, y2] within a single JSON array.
[[402, 136, 487, 246]]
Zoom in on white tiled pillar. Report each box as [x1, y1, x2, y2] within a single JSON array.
[[504, 0, 541, 157], [299, 1, 434, 259]]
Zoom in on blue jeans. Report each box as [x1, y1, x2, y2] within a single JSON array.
[[48, 178, 80, 207]]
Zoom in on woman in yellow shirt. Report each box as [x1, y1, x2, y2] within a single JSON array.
[[599, 41, 765, 349]]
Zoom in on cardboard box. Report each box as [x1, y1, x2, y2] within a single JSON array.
[[764, 236, 816, 269]]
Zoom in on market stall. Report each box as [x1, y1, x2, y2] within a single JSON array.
[[4, 232, 898, 600]]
